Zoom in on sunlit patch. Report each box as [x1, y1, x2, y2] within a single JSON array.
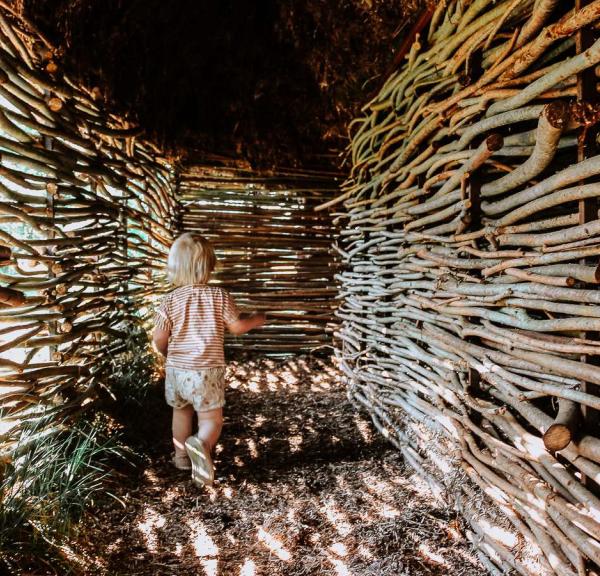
[[188, 520, 219, 558], [407, 472, 435, 498], [175, 543, 183, 556], [329, 542, 348, 557], [288, 434, 303, 453], [327, 554, 353, 576], [223, 486, 234, 499], [142, 468, 160, 485], [253, 414, 266, 428], [321, 500, 352, 536], [246, 438, 259, 458], [353, 415, 373, 443], [267, 378, 280, 392], [229, 378, 241, 390], [380, 503, 400, 518], [257, 527, 292, 561], [446, 518, 462, 541], [309, 532, 322, 544], [418, 543, 448, 567], [137, 508, 165, 552], [248, 379, 261, 393], [310, 372, 333, 391], [478, 519, 518, 548], [240, 558, 257, 576], [357, 544, 373, 559], [0, 412, 18, 436], [234, 455, 246, 467], [206, 485, 219, 502], [162, 487, 183, 506], [201, 559, 218, 576], [283, 371, 299, 385], [428, 451, 452, 475], [106, 537, 123, 554], [362, 475, 390, 496]]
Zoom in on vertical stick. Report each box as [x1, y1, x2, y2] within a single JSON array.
[[120, 194, 128, 303], [43, 133, 57, 360], [576, 0, 600, 502], [466, 50, 484, 412]]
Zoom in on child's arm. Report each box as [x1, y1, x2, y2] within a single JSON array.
[[153, 326, 170, 356], [227, 312, 266, 336]]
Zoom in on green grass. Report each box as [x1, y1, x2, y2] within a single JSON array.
[[0, 414, 122, 572], [0, 326, 161, 574]]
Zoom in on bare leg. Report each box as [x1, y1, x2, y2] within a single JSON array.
[[172, 405, 194, 457], [196, 407, 223, 452]]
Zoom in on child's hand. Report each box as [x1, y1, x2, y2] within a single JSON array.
[[227, 312, 267, 335]]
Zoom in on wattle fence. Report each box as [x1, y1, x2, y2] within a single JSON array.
[[333, 2, 600, 574], [0, 8, 177, 456], [177, 164, 340, 355]]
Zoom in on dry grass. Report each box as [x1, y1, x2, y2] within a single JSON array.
[[23, 356, 487, 576]]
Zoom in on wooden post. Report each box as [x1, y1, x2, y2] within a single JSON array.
[[576, 0, 600, 504]]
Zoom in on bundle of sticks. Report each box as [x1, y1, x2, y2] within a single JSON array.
[[178, 164, 340, 354], [328, 1, 600, 574], [0, 8, 177, 455]]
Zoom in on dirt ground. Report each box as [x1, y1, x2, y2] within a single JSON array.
[[65, 356, 486, 576]]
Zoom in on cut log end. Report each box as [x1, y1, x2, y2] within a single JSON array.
[[46, 96, 63, 112], [543, 423, 573, 452], [486, 133, 504, 152]]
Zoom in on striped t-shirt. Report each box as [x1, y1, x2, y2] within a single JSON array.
[[154, 285, 240, 369]]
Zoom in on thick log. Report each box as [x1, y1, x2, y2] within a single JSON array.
[[544, 400, 581, 452]]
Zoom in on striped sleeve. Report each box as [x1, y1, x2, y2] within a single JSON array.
[[154, 295, 172, 331], [222, 290, 240, 325]]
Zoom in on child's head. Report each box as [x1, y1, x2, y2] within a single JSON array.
[[167, 233, 216, 286]]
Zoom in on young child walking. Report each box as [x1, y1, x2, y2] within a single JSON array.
[[152, 233, 265, 487]]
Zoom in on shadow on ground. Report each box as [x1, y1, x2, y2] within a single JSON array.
[[69, 356, 485, 576]]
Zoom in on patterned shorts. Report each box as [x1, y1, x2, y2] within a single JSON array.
[[164, 366, 226, 412]]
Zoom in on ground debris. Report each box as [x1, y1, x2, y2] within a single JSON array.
[[70, 356, 486, 576]]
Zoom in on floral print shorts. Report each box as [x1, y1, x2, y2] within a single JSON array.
[[164, 366, 226, 412]]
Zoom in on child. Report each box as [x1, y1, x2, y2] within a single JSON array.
[[152, 233, 265, 486]]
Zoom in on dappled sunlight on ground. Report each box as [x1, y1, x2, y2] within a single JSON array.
[[74, 356, 485, 575]]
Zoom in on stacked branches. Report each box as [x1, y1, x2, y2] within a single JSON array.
[[333, 1, 600, 574], [178, 165, 339, 354], [0, 8, 177, 456]]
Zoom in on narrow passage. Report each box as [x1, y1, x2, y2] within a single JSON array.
[[74, 357, 485, 576]]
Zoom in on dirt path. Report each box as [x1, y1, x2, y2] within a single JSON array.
[[74, 356, 486, 576]]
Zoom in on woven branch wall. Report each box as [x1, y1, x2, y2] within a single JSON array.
[[178, 165, 339, 355], [334, 1, 600, 574], [0, 9, 177, 455]]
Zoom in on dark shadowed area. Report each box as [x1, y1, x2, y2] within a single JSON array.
[[24, 0, 425, 166]]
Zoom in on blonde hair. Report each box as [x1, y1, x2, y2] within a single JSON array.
[[167, 233, 216, 286]]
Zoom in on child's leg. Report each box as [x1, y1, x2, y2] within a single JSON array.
[[196, 407, 223, 452], [172, 405, 194, 456]]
